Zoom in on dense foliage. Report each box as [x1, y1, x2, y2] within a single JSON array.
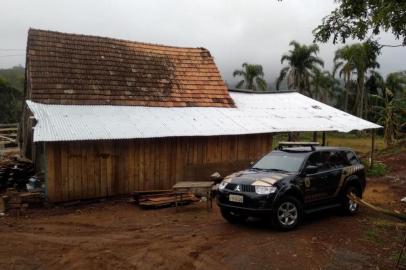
[[0, 78, 22, 123], [313, 0, 406, 47]]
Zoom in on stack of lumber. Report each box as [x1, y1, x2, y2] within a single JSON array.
[[133, 190, 199, 209], [0, 153, 35, 190]]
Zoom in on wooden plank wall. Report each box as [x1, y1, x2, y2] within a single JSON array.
[[46, 133, 273, 202]]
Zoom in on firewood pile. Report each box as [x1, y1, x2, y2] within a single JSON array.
[[0, 153, 35, 191]]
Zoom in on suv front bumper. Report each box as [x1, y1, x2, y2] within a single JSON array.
[[217, 189, 276, 216]]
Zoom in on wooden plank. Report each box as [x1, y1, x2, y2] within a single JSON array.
[[67, 143, 76, 200], [138, 139, 145, 191], [74, 143, 82, 200], [80, 142, 89, 199], [46, 143, 55, 201], [153, 138, 160, 190], [144, 139, 152, 190], [127, 140, 135, 193], [175, 137, 183, 182], [94, 143, 101, 197], [106, 141, 113, 196], [99, 143, 107, 197], [53, 143, 63, 201], [61, 142, 69, 201]]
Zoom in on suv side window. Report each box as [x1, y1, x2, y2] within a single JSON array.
[[329, 151, 347, 168], [306, 151, 331, 173], [346, 151, 360, 165]]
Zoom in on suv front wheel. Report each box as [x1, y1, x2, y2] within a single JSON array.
[[342, 186, 361, 215], [273, 196, 303, 231]]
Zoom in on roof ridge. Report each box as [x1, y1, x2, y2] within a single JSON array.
[[28, 28, 209, 52]]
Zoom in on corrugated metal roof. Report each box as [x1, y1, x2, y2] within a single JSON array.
[[27, 92, 381, 142]]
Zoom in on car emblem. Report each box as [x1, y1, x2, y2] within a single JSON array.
[[235, 185, 241, 192]]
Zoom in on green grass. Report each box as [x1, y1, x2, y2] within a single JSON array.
[[272, 131, 385, 155], [363, 228, 381, 243], [390, 250, 406, 266], [366, 162, 388, 177]]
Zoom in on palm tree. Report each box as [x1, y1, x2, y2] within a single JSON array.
[[333, 42, 379, 118], [352, 42, 380, 118], [233, 63, 267, 91], [333, 45, 355, 112], [310, 67, 336, 103], [276, 41, 324, 96]]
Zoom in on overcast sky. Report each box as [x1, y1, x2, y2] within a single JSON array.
[[1, 0, 404, 87]]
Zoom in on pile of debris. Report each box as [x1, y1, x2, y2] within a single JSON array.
[[1, 188, 44, 217], [0, 153, 35, 191], [132, 190, 199, 209]]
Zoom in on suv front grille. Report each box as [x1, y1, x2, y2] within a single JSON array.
[[225, 183, 255, 193]]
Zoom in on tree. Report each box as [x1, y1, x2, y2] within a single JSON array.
[[0, 79, 22, 123], [332, 42, 379, 118], [310, 67, 336, 103], [233, 63, 268, 91], [276, 41, 324, 96], [313, 0, 406, 47], [371, 72, 406, 145], [350, 42, 380, 118], [333, 45, 355, 112]]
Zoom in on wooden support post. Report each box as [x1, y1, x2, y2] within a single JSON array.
[[370, 129, 375, 168], [322, 132, 326, 146], [312, 131, 318, 142]]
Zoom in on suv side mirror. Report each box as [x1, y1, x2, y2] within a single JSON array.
[[304, 165, 318, 175]]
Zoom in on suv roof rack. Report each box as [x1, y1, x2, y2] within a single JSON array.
[[277, 141, 320, 151]]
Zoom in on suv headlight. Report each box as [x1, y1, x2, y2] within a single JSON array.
[[255, 186, 277, 195], [218, 181, 228, 190]]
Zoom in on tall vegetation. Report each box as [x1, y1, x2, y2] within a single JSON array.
[[0, 78, 22, 123], [371, 72, 406, 145], [0, 66, 24, 124], [276, 41, 324, 96], [233, 63, 267, 91]]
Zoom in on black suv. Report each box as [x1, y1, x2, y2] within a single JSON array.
[[217, 142, 366, 230]]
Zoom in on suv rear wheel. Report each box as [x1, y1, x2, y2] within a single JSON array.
[[273, 196, 303, 231], [342, 185, 361, 215], [220, 208, 247, 224]]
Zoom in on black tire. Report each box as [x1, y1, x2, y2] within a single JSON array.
[[220, 208, 247, 224], [341, 185, 361, 215], [272, 196, 303, 231]]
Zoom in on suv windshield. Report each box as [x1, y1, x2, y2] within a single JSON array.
[[252, 152, 305, 172]]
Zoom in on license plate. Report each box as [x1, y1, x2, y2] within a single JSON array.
[[229, 194, 243, 203]]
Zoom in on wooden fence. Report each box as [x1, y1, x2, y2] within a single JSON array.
[[0, 123, 18, 150]]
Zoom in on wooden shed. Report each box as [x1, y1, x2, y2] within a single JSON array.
[[20, 29, 275, 202], [22, 29, 380, 202]]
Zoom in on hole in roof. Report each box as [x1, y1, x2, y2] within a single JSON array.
[[312, 105, 322, 110]]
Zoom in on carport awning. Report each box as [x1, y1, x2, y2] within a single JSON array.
[[27, 92, 381, 142]]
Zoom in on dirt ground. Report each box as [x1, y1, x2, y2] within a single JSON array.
[[0, 152, 405, 270]]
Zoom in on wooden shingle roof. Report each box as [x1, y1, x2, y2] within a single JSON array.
[[26, 29, 234, 107]]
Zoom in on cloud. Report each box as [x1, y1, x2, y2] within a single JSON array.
[[0, 0, 404, 86]]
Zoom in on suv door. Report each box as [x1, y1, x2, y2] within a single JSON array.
[[326, 150, 347, 197], [303, 151, 333, 203]]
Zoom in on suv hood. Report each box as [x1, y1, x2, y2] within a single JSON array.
[[224, 169, 293, 186]]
